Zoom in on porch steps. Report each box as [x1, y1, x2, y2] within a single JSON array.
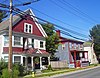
[[35, 69, 42, 74]]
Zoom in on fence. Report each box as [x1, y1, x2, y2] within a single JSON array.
[[50, 61, 68, 68]]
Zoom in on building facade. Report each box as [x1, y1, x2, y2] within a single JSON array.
[[83, 42, 98, 64], [55, 30, 89, 68], [0, 9, 50, 70]]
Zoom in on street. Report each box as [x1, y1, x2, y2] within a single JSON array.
[[52, 66, 100, 78]]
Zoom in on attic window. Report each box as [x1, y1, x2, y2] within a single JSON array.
[[24, 23, 32, 33]]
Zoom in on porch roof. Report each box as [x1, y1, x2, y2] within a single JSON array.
[[70, 50, 88, 53], [23, 48, 49, 57], [3, 48, 49, 57]]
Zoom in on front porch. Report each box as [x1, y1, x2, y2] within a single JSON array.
[[3, 48, 50, 71], [21, 56, 50, 71], [70, 50, 89, 68], [21, 49, 50, 71]]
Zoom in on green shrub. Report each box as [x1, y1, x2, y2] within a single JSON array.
[[1, 68, 19, 78], [1, 68, 11, 78], [48, 65, 53, 70], [13, 64, 26, 76], [0, 59, 8, 75], [12, 69, 19, 78]]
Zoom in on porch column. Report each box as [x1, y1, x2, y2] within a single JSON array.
[[40, 57, 42, 70], [74, 51, 76, 67], [21, 56, 23, 65], [31, 56, 34, 71], [25, 57, 28, 69], [48, 56, 50, 65], [12, 55, 14, 63]]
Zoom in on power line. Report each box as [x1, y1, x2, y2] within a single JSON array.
[[60, 30, 87, 41], [0, 3, 88, 41], [50, 0, 96, 24], [26, 6, 88, 32], [15, 0, 88, 37], [16, 0, 88, 32], [60, 0, 98, 23]]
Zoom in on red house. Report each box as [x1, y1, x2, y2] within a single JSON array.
[[0, 9, 50, 70], [55, 30, 89, 68]]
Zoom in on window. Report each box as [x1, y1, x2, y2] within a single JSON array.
[[14, 36, 21, 46], [69, 42, 72, 49], [14, 56, 21, 64], [4, 35, 9, 46], [24, 23, 32, 33], [74, 43, 76, 49], [4, 56, 8, 62], [40, 41, 43, 48], [32, 39, 34, 48], [62, 44, 65, 50]]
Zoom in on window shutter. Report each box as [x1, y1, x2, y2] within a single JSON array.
[[21, 37, 23, 46]]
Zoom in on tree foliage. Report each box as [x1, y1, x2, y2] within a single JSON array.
[[89, 24, 100, 54], [41, 23, 59, 59], [0, 11, 8, 23]]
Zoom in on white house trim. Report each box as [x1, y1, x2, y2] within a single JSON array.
[[26, 9, 47, 37]]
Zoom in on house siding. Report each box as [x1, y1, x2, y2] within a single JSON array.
[[3, 47, 23, 53], [0, 35, 3, 60], [55, 42, 69, 63], [13, 19, 43, 37]]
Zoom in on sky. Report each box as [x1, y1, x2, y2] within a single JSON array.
[[0, 0, 100, 41]]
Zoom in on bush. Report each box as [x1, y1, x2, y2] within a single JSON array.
[[12, 69, 19, 78], [0, 59, 27, 77], [48, 65, 53, 70], [1, 68, 11, 78], [13, 64, 26, 76], [1, 68, 19, 78], [0, 59, 8, 75]]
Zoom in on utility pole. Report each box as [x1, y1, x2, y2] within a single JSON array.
[[8, 0, 13, 72]]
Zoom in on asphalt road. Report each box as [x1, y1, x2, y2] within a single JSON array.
[[52, 66, 100, 78]]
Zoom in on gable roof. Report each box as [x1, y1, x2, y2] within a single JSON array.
[[60, 36, 84, 44], [0, 9, 47, 37], [0, 15, 21, 30]]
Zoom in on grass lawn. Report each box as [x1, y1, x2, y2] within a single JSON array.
[[24, 64, 100, 78]]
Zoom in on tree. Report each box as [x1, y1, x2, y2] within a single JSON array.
[[89, 24, 100, 57], [41, 23, 59, 60], [0, 10, 7, 23]]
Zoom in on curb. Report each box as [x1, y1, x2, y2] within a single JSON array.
[[39, 66, 100, 78]]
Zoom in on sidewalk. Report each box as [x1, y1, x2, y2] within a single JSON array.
[[47, 66, 100, 78], [24, 65, 100, 78]]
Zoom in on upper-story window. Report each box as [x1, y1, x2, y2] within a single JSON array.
[[40, 41, 44, 48], [69, 42, 72, 49], [62, 44, 65, 50], [14, 36, 21, 46], [4, 35, 9, 46], [32, 39, 34, 48], [80, 44, 83, 50], [74, 43, 76, 49], [24, 23, 32, 33]]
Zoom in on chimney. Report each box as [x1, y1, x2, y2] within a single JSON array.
[[56, 30, 61, 37]]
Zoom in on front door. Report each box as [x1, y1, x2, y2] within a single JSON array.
[[34, 57, 40, 69]]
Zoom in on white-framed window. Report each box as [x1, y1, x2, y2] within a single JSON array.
[[78, 44, 80, 49], [62, 44, 65, 50], [4, 56, 8, 62], [69, 42, 72, 49], [4, 35, 9, 46], [14, 56, 21, 64], [32, 39, 34, 48], [40, 41, 44, 48], [24, 23, 32, 33], [14, 36, 21, 46], [74, 43, 76, 49]]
